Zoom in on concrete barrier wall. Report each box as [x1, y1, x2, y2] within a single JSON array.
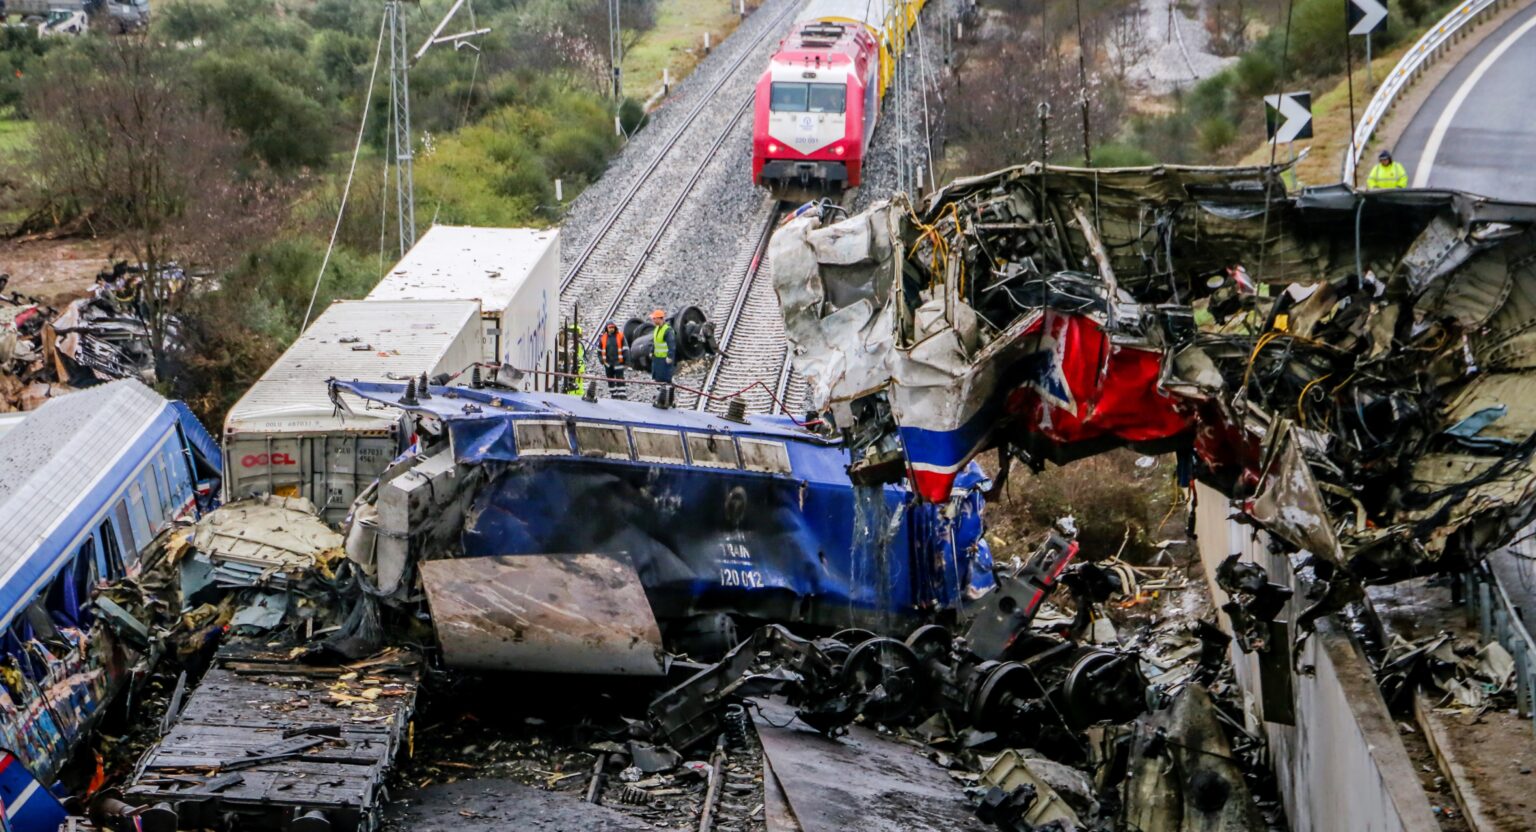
[[1193, 483, 1438, 832]]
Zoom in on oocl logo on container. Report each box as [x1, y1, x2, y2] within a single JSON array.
[[241, 453, 297, 468]]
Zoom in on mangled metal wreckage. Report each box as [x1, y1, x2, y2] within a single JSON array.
[[773, 163, 1536, 595], [330, 379, 994, 671]]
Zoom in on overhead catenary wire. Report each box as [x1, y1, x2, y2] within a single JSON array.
[[304, 10, 389, 332]]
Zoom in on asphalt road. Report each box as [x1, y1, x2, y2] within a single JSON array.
[[1392, 0, 1536, 199]]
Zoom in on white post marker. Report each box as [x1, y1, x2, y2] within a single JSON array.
[[556, 178, 564, 202]]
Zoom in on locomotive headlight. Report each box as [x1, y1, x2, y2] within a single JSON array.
[[833, 144, 845, 156], [768, 142, 779, 153]]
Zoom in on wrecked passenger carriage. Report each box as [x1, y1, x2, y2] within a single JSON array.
[[772, 163, 1536, 589], [0, 380, 220, 796], [331, 379, 994, 669]]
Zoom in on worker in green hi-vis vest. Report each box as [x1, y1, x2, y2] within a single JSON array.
[[1367, 149, 1408, 190], [650, 309, 678, 409]]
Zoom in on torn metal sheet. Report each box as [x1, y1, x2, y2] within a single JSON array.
[[750, 697, 990, 832], [979, 749, 1087, 826], [420, 554, 668, 676], [772, 161, 1536, 602], [1122, 684, 1265, 831]]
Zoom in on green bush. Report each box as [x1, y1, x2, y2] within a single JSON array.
[[311, 30, 372, 91], [154, 0, 238, 42], [228, 237, 379, 342], [543, 127, 613, 182], [1186, 73, 1232, 122], [196, 54, 333, 170], [1288, 0, 1349, 76], [1089, 142, 1158, 167], [619, 97, 648, 135], [0, 28, 53, 112], [1233, 51, 1279, 98], [1198, 117, 1238, 154]]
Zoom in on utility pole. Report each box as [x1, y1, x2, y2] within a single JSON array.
[[387, 0, 414, 256], [386, 0, 489, 256], [608, 0, 622, 100]]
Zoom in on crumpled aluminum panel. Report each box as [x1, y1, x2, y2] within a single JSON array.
[[421, 553, 668, 676]]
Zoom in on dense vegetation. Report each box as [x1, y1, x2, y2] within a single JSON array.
[[944, 0, 1462, 171], [1128, 0, 1462, 163], [0, 0, 652, 422]]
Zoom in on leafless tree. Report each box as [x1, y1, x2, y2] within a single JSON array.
[[1106, 5, 1150, 83], [22, 35, 286, 367]]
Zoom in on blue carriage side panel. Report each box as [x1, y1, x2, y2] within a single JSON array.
[[0, 380, 205, 785], [0, 749, 67, 832], [336, 380, 996, 629]]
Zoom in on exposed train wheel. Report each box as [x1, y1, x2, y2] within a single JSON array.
[[842, 637, 924, 725], [904, 624, 953, 665]]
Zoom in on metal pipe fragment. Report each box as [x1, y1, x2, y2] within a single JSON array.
[[585, 754, 607, 805], [697, 740, 726, 832]]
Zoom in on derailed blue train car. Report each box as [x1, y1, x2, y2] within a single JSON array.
[[334, 380, 993, 666], [0, 380, 220, 823]]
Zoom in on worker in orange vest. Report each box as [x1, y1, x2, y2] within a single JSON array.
[[599, 321, 627, 400]]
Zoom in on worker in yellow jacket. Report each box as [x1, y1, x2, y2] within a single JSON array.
[[1367, 149, 1408, 190]]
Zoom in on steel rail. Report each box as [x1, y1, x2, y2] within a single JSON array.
[[586, 92, 758, 342], [560, 0, 801, 293], [771, 344, 794, 414], [695, 199, 783, 409]]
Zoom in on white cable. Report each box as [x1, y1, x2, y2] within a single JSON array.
[[303, 11, 389, 332]]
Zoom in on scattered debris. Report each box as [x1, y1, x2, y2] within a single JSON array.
[[0, 265, 161, 410], [772, 163, 1536, 626], [1379, 631, 1517, 712], [750, 697, 988, 832], [120, 646, 421, 831]]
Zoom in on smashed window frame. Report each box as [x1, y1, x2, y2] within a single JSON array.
[[739, 438, 793, 474], [633, 428, 687, 464], [573, 422, 633, 460], [513, 420, 573, 457], [686, 433, 741, 470]]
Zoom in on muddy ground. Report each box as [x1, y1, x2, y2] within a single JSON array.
[[0, 237, 122, 307]]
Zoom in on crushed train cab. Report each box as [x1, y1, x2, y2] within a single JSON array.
[[333, 379, 993, 671]]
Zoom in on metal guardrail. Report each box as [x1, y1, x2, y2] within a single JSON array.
[[1343, 0, 1519, 184], [1464, 552, 1536, 735]]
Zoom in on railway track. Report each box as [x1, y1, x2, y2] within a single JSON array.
[[560, 0, 802, 338], [682, 199, 801, 415]]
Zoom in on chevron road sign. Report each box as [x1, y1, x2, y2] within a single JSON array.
[[1348, 0, 1388, 35], [1264, 92, 1313, 143]]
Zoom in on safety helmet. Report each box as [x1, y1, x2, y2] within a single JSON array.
[[650, 309, 665, 320], [1378, 150, 1392, 161]]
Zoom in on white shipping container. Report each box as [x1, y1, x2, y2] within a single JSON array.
[[223, 299, 482, 522], [368, 225, 558, 376]]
